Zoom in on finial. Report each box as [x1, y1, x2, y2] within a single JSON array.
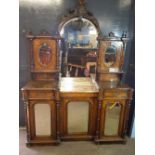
[[79, 0, 86, 6], [40, 29, 49, 35], [26, 29, 33, 35], [26, 29, 33, 37]]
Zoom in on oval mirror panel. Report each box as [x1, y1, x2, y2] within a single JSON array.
[[105, 44, 116, 66], [39, 43, 52, 65]]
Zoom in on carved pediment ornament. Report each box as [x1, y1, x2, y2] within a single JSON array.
[[58, 0, 101, 35]]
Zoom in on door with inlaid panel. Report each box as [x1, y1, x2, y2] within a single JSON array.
[[60, 98, 97, 140], [28, 100, 57, 143], [99, 100, 127, 141]]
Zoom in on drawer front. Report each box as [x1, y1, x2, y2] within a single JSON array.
[[28, 90, 55, 99], [103, 90, 128, 99]]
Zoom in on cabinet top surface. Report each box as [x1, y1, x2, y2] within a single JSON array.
[[21, 78, 132, 92], [21, 80, 58, 90], [60, 78, 133, 93], [60, 77, 99, 93]]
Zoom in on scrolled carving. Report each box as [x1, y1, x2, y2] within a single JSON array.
[[79, 0, 86, 6], [39, 29, 50, 36], [58, 0, 101, 35]]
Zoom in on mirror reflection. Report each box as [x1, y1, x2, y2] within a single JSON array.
[[105, 44, 116, 66], [60, 17, 98, 49], [60, 17, 98, 77], [104, 103, 121, 136]]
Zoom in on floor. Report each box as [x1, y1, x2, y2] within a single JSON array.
[[19, 129, 135, 155]]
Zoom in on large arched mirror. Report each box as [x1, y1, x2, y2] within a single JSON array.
[[60, 17, 98, 49], [59, 0, 101, 77]]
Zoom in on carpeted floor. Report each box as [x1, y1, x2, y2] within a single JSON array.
[[19, 129, 135, 155]]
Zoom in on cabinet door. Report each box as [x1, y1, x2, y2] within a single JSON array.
[[67, 101, 89, 134], [60, 99, 97, 140], [100, 100, 126, 138], [29, 100, 56, 141]]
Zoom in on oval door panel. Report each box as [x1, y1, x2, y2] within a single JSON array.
[[39, 43, 52, 66]]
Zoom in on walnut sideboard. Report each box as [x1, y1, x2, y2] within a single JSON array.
[[21, 77, 133, 146]]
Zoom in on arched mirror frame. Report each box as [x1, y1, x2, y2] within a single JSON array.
[[58, 0, 102, 77], [58, 1, 101, 36]]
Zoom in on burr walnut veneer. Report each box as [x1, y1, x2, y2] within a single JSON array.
[[21, 1, 133, 145], [22, 77, 133, 145]]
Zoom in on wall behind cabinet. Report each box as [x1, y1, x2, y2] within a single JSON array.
[[19, 0, 135, 135]]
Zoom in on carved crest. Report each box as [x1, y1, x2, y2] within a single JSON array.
[[79, 0, 86, 6], [58, 0, 101, 35]]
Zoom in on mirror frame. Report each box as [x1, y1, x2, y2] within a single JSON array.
[[104, 44, 117, 67], [58, 0, 101, 37], [58, 0, 102, 77]]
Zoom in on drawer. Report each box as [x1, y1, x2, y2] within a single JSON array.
[[103, 90, 128, 99], [28, 90, 55, 99]]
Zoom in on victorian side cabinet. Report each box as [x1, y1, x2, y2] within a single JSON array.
[[21, 34, 61, 145]]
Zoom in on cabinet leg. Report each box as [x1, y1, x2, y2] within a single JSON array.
[[26, 142, 32, 147]]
